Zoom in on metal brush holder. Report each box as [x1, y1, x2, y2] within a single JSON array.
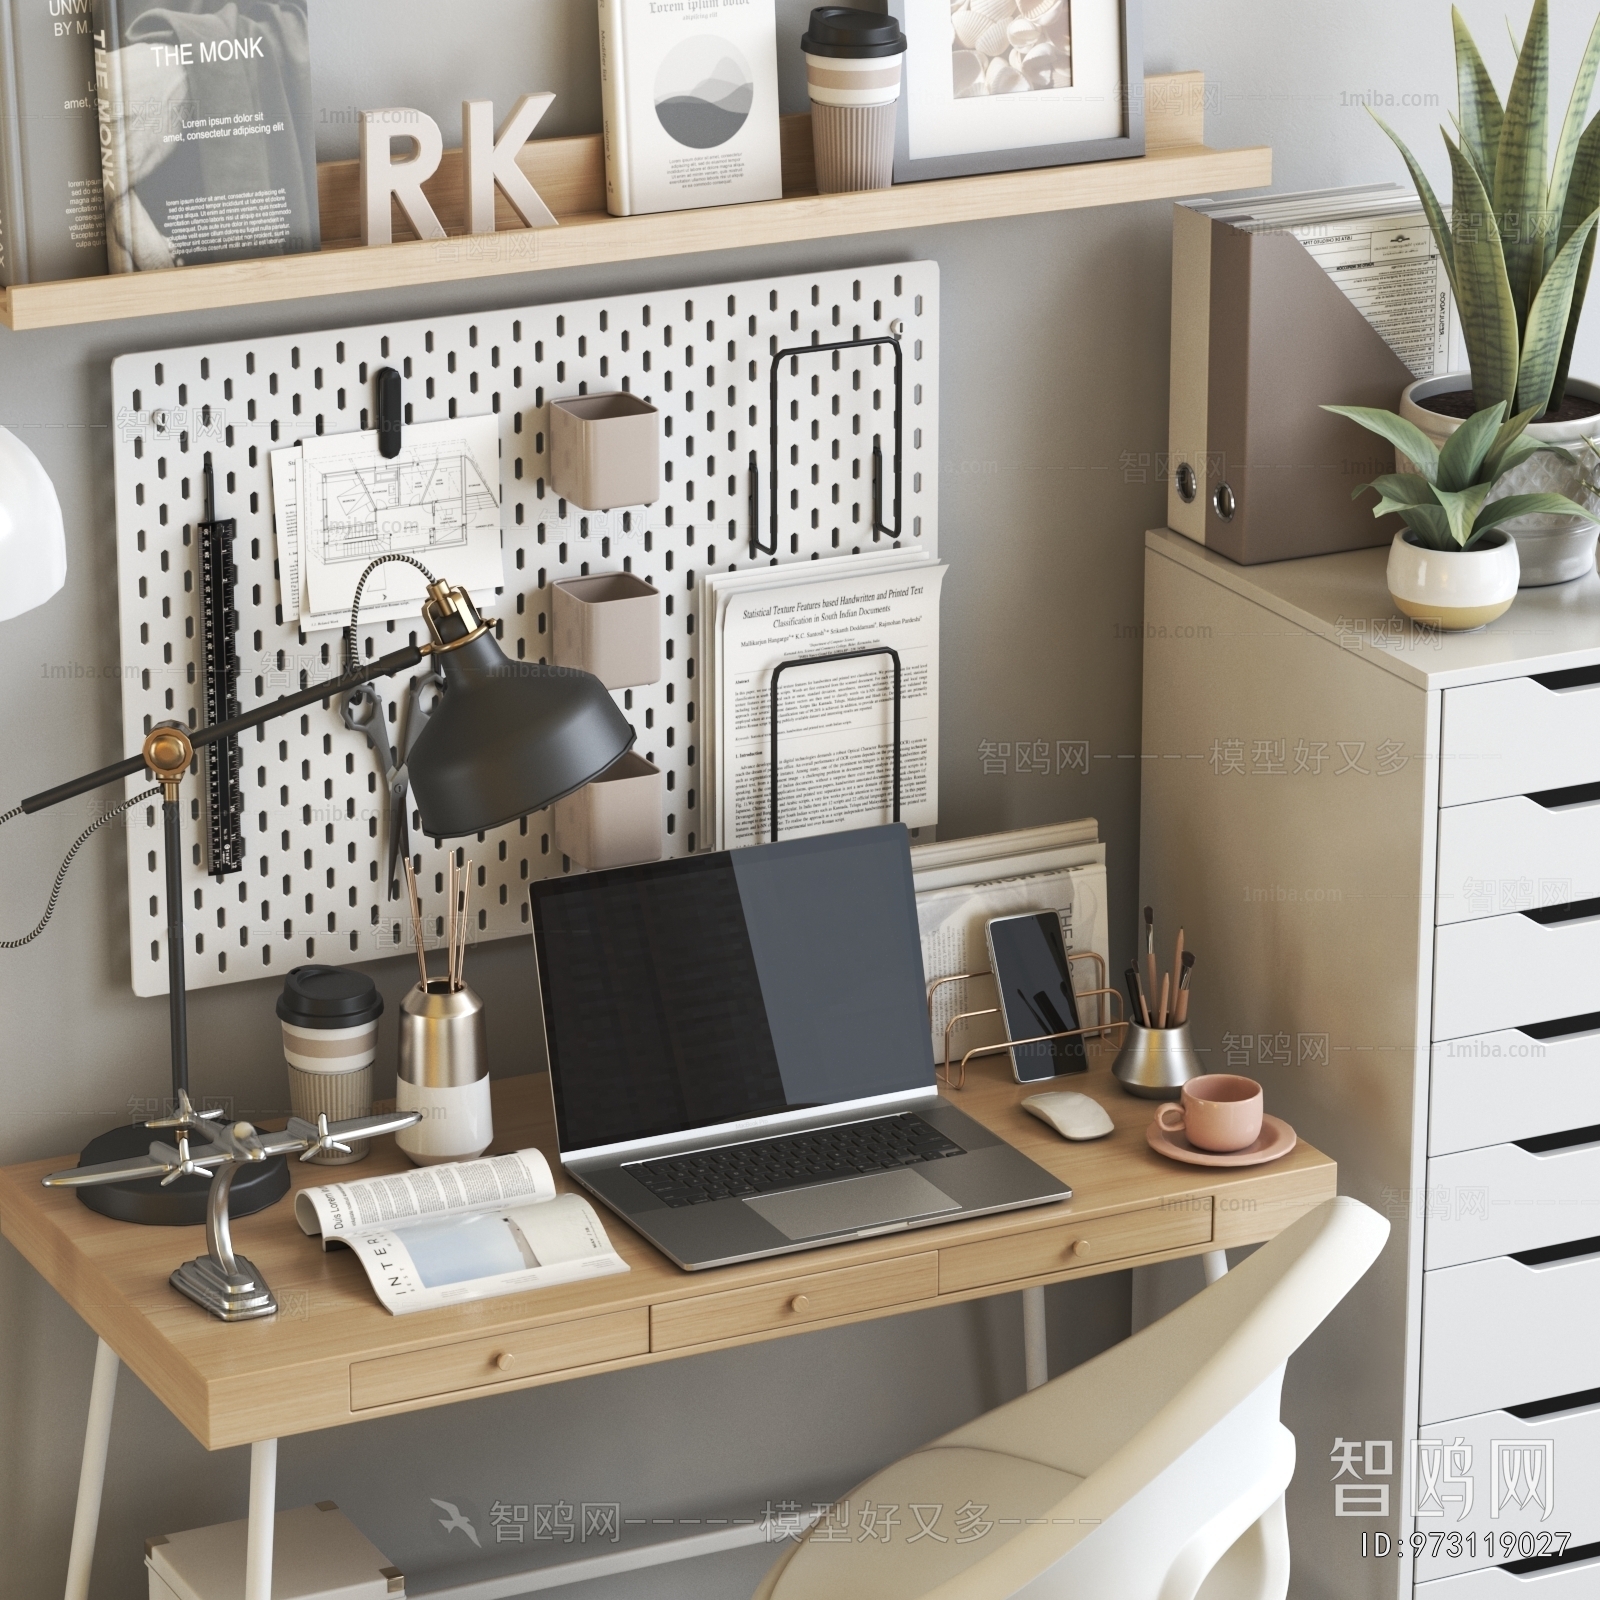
[[1112, 1020, 1204, 1100]]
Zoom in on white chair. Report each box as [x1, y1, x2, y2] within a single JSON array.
[[754, 1196, 1387, 1600]]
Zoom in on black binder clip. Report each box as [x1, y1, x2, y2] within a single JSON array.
[[374, 366, 403, 459]]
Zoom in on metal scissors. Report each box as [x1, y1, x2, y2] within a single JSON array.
[[392, 667, 445, 875], [341, 685, 406, 898]]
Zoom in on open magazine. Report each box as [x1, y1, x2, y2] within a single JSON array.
[[293, 1149, 628, 1315]]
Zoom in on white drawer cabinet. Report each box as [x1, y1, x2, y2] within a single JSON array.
[[1424, 1138, 1600, 1267], [1142, 531, 1600, 1600], [1430, 1026, 1600, 1155], [1440, 674, 1600, 805], [1433, 908, 1600, 1040], [1435, 793, 1600, 924]]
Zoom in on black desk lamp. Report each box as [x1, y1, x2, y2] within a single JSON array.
[[6, 574, 634, 1226]]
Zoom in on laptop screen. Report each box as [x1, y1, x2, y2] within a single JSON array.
[[530, 825, 932, 1155]]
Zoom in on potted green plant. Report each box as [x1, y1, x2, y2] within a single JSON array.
[[1375, 0, 1600, 584], [1325, 400, 1592, 628]]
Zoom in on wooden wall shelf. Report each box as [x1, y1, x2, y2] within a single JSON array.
[[0, 74, 1266, 332]]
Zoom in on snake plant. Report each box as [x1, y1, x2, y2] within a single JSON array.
[[1377, 2, 1600, 418], [1323, 400, 1591, 550]]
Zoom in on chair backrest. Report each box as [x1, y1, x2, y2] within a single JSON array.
[[955, 1197, 1389, 1598]]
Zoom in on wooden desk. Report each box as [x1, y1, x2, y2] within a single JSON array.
[[2, 1050, 1333, 1597]]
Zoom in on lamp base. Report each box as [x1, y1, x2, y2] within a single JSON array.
[[72, 1123, 290, 1226]]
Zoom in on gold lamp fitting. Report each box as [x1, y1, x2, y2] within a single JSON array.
[[420, 580, 490, 655], [142, 724, 194, 802]]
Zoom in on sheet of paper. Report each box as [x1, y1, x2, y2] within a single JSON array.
[[270, 414, 505, 633], [917, 862, 1111, 1067], [713, 556, 945, 849]]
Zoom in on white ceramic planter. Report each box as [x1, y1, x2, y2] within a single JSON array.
[[1386, 528, 1519, 631], [1399, 374, 1600, 586]]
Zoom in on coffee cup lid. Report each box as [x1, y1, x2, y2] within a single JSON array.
[[801, 6, 907, 57], [277, 964, 384, 1027]]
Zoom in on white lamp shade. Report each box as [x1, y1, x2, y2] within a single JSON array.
[[0, 425, 66, 621]]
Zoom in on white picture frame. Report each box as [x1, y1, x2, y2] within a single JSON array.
[[890, 0, 1143, 181]]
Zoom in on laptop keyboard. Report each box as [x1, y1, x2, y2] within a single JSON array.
[[626, 1113, 966, 1209]]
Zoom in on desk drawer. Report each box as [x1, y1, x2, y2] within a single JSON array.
[[1431, 1025, 1600, 1155], [1421, 1250, 1600, 1424], [1420, 1564, 1600, 1599], [1425, 1138, 1600, 1267], [650, 1253, 938, 1353], [1440, 675, 1600, 806], [938, 1199, 1212, 1295], [1433, 909, 1600, 1040], [1436, 794, 1600, 925], [1411, 1402, 1600, 1584], [351, 1308, 650, 1410]]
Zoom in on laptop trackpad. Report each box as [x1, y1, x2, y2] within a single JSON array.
[[744, 1168, 961, 1241]]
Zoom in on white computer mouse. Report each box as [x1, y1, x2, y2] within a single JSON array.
[[1022, 1091, 1115, 1142]]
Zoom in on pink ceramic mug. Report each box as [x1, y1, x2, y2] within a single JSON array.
[[1156, 1074, 1264, 1153]]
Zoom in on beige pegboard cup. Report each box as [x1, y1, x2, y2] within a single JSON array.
[[551, 572, 662, 689], [549, 391, 660, 510], [553, 750, 664, 870]]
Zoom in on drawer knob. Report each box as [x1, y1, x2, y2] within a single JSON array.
[[790, 1294, 812, 1314], [494, 1351, 517, 1372], [1069, 1239, 1091, 1259]]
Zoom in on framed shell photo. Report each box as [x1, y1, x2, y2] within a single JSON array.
[[889, 0, 1143, 180]]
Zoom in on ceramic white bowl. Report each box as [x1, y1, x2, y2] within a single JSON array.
[[1385, 528, 1519, 631]]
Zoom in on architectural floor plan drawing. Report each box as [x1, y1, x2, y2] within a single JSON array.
[[272, 413, 506, 630]]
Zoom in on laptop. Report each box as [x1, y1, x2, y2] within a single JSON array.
[[529, 824, 1072, 1270]]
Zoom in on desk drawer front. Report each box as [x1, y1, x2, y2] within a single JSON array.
[[938, 1199, 1212, 1295], [1419, 1564, 1600, 1598], [1411, 1403, 1600, 1584], [1430, 1027, 1600, 1154], [1436, 795, 1600, 925], [1421, 1252, 1600, 1424], [1433, 911, 1600, 1040], [650, 1253, 938, 1353], [351, 1308, 650, 1410], [1425, 1140, 1600, 1267], [1440, 676, 1600, 806]]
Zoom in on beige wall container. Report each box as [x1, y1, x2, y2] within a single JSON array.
[[549, 392, 660, 510], [553, 750, 664, 870], [551, 572, 662, 689]]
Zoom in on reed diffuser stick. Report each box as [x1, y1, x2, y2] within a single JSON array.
[[403, 858, 428, 992]]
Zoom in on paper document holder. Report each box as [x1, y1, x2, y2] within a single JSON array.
[[1167, 207, 1416, 564]]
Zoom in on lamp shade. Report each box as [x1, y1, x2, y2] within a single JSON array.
[[407, 627, 636, 838], [0, 425, 66, 622]]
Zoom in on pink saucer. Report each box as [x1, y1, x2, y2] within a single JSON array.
[[1146, 1112, 1297, 1168]]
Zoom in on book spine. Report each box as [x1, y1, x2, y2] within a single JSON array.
[[0, 0, 25, 286], [597, 0, 631, 217], [90, 0, 134, 274]]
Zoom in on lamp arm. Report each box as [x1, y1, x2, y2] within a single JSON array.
[[19, 641, 427, 816]]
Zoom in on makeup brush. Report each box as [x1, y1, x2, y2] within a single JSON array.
[[1144, 905, 1157, 1012], [1174, 950, 1196, 1025], [1131, 962, 1152, 1028]]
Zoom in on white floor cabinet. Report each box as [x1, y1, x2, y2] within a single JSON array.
[[1139, 529, 1600, 1600]]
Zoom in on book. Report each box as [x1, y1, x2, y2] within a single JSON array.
[[0, 0, 108, 285], [294, 1148, 629, 1315], [1167, 187, 1428, 564], [90, 0, 319, 273], [597, 0, 781, 218]]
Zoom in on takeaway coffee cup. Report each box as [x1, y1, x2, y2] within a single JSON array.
[[277, 965, 384, 1164], [802, 7, 907, 193]]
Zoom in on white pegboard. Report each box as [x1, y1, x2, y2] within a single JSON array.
[[111, 262, 940, 995]]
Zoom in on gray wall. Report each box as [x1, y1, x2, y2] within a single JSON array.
[[5, 2, 1597, 1597]]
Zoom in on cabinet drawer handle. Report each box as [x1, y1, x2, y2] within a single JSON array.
[[1068, 1238, 1091, 1259], [494, 1351, 517, 1372], [790, 1294, 812, 1314]]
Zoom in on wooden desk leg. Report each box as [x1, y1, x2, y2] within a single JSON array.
[[1202, 1250, 1229, 1284], [63, 1338, 119, 1600], [1022, 1286, 1048, 1391], [245, 1439, 278, 1600]]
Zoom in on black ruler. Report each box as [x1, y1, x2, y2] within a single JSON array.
[[199, 463, 245, 878]]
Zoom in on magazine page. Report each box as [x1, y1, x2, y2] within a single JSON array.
[[345, 1194, 629, 1315], [293, 1148, 556, 1245]]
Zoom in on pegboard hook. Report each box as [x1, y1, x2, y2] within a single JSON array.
[[374, 366, 403, 460]]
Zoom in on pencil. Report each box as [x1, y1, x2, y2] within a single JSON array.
[[1159, 972, 1170, 1029]]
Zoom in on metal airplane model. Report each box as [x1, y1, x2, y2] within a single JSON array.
[[43, 1092, 421, 1321]]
